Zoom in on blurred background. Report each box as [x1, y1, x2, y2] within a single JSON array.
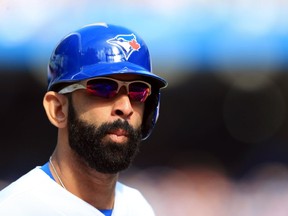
[[1, 0, 288, 215]]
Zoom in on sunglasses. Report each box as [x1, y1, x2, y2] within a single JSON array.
[[58, 77, 152, 102]]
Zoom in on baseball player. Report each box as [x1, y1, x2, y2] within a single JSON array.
[[0, 23, 167, 216]]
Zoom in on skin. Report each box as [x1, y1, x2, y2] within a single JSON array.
[[43, 74, 145, 210]]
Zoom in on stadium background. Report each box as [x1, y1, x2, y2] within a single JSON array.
[[1, 0, 288, 214]]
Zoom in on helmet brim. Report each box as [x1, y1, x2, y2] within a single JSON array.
[[49, 61, 167, 91]]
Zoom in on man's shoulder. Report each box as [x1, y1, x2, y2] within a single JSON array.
[[0, 168, 51, 215], [0, 168, 104, 216], [115, 181, 149, 201], [0, 167, 47, 202], [114, 182, 155, 216]]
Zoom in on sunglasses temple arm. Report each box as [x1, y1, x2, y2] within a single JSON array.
[[58, 83, 86, 94]]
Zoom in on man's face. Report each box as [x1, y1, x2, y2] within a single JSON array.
[[67, 75, 145, 174]]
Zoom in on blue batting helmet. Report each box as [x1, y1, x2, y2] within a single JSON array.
[[47, 22, 167, 139]]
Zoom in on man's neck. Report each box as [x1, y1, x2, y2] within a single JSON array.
[[51, 151, 118, 210]]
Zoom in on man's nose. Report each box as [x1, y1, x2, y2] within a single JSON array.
[[111, 88, 133, 119]]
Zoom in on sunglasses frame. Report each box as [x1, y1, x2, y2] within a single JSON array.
[[58, 77, 152, 102]]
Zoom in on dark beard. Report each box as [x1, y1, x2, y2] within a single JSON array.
[[67, 100, 142, 174]]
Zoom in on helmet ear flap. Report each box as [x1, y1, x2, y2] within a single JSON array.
[[141, 91, 160, 140]]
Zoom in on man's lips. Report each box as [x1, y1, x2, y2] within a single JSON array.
[[105, 130, 129, 143], [108, 129, 129, 137]]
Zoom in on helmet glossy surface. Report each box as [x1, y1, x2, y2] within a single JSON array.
[[48, 23, 167, 91], [47, 23, 167, 139]]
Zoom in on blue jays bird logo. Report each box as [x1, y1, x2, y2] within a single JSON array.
[[107, 34, 141, 60]]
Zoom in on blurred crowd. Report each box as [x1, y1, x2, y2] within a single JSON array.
[[120, 163, 288, 215]]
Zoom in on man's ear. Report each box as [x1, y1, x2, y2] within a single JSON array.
[[43, 91, 69, 128]]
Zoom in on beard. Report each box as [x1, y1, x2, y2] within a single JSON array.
[[67, 100, 142, 174]]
